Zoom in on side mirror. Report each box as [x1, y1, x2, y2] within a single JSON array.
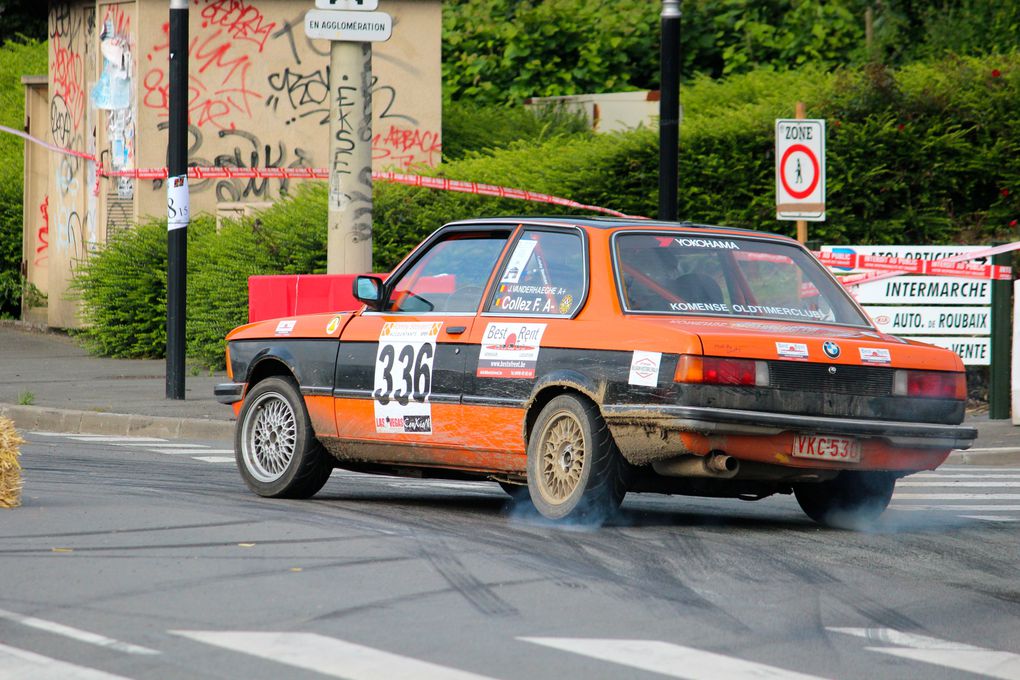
[[353, 275, 384, 310]]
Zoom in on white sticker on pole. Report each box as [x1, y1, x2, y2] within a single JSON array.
[[775, 119, 825, 222], [167, 175, 189, 230]]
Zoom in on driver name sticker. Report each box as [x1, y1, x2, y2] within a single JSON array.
[[477, 323, 546, 378], [373, 322, 442, 434], [500, 239, 538, 283], [628, 351, 661, 387]]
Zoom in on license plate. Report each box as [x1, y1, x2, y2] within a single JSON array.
[[792, 434, 862, 463]]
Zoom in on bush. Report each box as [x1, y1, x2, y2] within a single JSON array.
[[0, 39, 47, 318], [442, 99, 591, 161]]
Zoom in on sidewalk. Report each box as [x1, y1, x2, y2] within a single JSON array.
[[0, 323, 1016, 462]]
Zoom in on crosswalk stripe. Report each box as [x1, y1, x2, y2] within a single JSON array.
[[521, 638, 827, 680], [889, 504, 1020, 511], [913, 477, 1020, 481], [171, 631, 496, 680], [960, 515, 1020, 522], [893, 493, 1020, 500], [0, 608, 158, 655], [898, 481, 1020, 487], [0, 643, 135, 680], [828, 627, 1020, 680], [65, 436, 168, 443], [191, 456, 234, 463]]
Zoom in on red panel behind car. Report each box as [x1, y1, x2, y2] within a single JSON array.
[[248, 274, 363, 323]]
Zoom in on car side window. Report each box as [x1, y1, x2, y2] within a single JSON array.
[[386, 234, 508, 314], [486, 230, 585, 316]]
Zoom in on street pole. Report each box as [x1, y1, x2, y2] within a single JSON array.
[[327, 41, 373, 274], [795, 101, 808, 244], [166, 0, 189, 399], [989, 247, 1013, 419], [658, 0, 681, 222]]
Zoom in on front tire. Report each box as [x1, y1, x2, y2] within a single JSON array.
[[794, 471, 896, 530], [235, 376, 332, 498], [526, 394, 627, 525]]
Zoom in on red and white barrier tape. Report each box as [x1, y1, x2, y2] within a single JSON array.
[[2, 125, 630, 217], [815, 249, 1013, 282]]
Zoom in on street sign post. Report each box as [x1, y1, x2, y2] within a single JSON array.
[[776, 118, 825, 222], [305, 2, 392, 275]]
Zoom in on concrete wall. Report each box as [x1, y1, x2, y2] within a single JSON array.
[[30, 0, 441, 328]]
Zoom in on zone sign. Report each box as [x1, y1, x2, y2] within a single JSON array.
[[775, 118, 825, 222]]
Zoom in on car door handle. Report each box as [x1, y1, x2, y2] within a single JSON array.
[[446, 326, 467, 335]]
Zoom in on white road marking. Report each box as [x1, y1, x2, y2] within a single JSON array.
[[0, 608, 158, 655], [889, 504, 1020, 512], [960, 515, 1020, 522], [828, 627, 1020, 680], [191, 456, 234, 463], [149, 448, 233, 455], [955, 447, 1020, 454], [0, 643, 136, 680], [912, 473, 1020, 479], [898, 481, 1020, 487], [892, 493, 1020, 500], [65, 436, 169, 443], [521, 638, 828, 679], [171, 631, 496, 679]]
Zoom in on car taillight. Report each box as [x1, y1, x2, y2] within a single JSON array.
[[893, 370, 966, 399], [674, 355, 769, 386]]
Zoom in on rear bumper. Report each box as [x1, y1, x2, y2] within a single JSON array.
[[214, 382, 245, 405], [602, 404, 977, 455]]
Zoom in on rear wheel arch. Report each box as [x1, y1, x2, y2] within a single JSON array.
[[524, 372, 605, 446]]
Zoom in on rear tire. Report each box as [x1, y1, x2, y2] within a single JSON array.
[[526, 394, 627, 525], [794, 471, 896, 530], [235, 376, 333, 498]]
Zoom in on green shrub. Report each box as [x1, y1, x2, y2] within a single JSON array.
[[0, 39, 47, 317], [442, 99, 591, 161]]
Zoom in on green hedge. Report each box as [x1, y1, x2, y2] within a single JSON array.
[[0, 39, 47, 317], [74, 55, 1020, 365]]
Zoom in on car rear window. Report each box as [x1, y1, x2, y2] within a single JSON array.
[[614, 232, 869, 326]]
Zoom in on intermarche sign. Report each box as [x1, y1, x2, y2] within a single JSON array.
[[822, 245, 993, 365]]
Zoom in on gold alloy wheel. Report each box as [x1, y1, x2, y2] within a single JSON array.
[[537, 409, 586, 504]]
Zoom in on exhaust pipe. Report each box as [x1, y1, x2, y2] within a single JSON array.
[[653, 452, 740, 479]]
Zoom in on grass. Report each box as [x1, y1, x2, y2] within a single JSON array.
[[16, 391, 34, 406]]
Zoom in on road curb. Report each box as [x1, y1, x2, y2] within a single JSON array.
[[0, 404, 234, 441], [946, 448, 1020, 466]]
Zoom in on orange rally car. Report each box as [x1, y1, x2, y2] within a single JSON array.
[[216, 217, 976, 529]]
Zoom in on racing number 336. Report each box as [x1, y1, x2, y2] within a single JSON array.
[[373, 322, 441, 434]]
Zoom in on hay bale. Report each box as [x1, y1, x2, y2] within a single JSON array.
[[0, 417, 23, 508]]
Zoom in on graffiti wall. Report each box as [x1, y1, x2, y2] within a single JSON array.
[[134, 0, 442, 221], [34, 0, 441, 327], [47, 1, 99, 328]]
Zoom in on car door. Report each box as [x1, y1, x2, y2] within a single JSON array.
[[333, 226, 514, 466]]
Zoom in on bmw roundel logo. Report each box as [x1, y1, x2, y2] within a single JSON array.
[[822, 341, 841, 359]]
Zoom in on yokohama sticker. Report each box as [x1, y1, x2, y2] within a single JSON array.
[[373, 322, 442, 434], [477, 323, 546, 378], [628, 351, 662, 387]]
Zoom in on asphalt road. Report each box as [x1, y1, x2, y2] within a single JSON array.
[[2, 432, 1019, 680]]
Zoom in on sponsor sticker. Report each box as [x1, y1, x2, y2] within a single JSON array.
[[559, 294, 574, 314], [859, 347, 891, 364], [274, 319, 297, 336], [326, 316, 342, 335], [628, 351, 662, 387], [776, 341, 809, 359], [673, 237, 740, 250], [500, 239, 538, 284], [477, 323, 547, 378], [373, 321, 441, 434]]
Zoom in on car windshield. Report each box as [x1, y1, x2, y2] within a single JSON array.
[[614, 232, 870, 326]]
